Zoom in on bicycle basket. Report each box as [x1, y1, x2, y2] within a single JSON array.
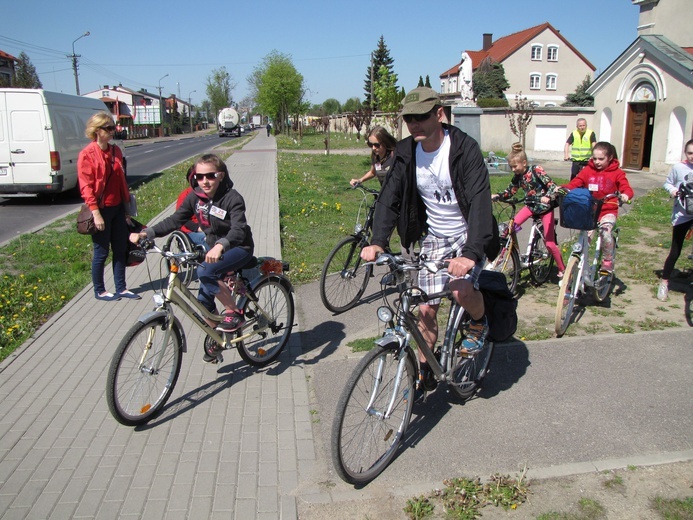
[[559, 188, 603, 230]]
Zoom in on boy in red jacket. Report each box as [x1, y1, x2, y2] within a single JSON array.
[[564, 142, 634, 272]]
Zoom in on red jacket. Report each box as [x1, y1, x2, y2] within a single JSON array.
[[78, 141, 129, 211], [565, 158, 634, 218], [175, 187, 199, 233]]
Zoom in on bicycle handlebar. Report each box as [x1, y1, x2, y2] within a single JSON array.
[[372, 252, 448, 274], [141, 239, 206, 263], [349, 182, 379, 195]]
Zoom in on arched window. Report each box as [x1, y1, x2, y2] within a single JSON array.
[[531, 44, 543, 61], [547, 45, 558, 62], [546, 74, 557, 90], [530, 74, 541, 90]]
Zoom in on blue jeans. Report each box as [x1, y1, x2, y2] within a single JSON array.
[[91, 205, 128, 295], [196, 247, 252, 312], [187, 231, 209, 251]]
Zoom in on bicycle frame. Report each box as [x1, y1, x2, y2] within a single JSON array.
[[566, 229, 604, 293]]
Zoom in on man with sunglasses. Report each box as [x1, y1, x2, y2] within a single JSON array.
[[361, 87, 497, 392], [130, 154, 254, 361]]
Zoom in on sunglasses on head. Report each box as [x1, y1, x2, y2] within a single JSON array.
[[367, 141, 381, 148], [100, 125, 116, 131], [402, 109, 436, 124], [194, 172, 222, 181]]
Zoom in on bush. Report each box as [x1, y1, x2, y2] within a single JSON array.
[[477, 98, 509, 108]]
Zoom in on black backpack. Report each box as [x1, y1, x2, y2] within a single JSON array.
[[477, 270, 518, 342]]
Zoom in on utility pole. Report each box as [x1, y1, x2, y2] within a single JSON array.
[[370, 52, 374, 109], [187, 90, 196, 133], [69, 31, 90, 95], [157, 74, 168, 137]]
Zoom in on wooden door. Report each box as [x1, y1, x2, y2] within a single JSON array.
[[624, 103, 647, 169]]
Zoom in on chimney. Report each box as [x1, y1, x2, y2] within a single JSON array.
[[483, 33, 492, 51]]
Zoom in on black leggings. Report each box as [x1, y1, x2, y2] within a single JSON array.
[[662, 219, 693, 280]]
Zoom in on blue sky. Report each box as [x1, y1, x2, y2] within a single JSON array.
[[1, 0, 640, 107]]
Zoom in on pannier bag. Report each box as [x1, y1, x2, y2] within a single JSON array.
[[678, 181, 693, 216], [559, 188, 603, 230], [476, 270, 517, 343]]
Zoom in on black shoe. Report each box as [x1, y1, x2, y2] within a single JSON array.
[[203, 336, 224, 364], [419, 364, 438, 392]]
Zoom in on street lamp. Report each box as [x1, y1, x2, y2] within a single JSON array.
[[70, 31, 90, 95], [187, 90, 196, 133], [157, 74, 168, 138]]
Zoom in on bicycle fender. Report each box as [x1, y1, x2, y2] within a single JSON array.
[[374, 334, 404, 350], [137, 311, 188, 353]]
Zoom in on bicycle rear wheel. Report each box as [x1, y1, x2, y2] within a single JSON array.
[[685, 292, 693, 327], [450, 335, 494, 401], [164, 231, 195, 287], [486, 242, 520, 296], [528, 229, 554, 286], [237, 277, 294, 367], [320, 235, 372, 313], [106, 316, 183, 426], [555, 256, 580, 337], [331, 347, 415, 484]]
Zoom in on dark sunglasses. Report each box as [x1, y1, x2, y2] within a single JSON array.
[[402, 110, 435, 124], [367, 141, 381, 148], [194, 172, 222, 181], [100, 125, 116, 131]]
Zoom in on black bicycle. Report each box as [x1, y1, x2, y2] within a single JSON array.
[[319, 183, 380, 313]]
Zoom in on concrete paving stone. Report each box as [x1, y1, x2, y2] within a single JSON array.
[[204, 414, 226, 434], [1, 507, 31, 520], [162, 432, 185, 455], [259, 425, 278, 444], [278, 449, 297, 473], [192, 470, 216, 497], [257, 485, 279, 513], [236, 474, 259, 499], [147, 473, 174, 501], [215, 461, 239, 486], [10, 478, 45, 509], [296, 439, 316, 461], [241, 418, 260, 434], [25, 491, 60, 519], [212, 483, 236, 511], [85, 435, 111, 457], [277, 430, 297, 450], [241, 431, 260, 453], [72, 455, 101, 481], [117, 487, 148, 517], [101, 475, 131, 504], [280, 495, 298, 520], [140, 499, 168, 518], [128, 462, 156, 489], [166, 483, 193, 511], [86, 464, 116, 492], [114, 454, 140, 478], [158, 509, 187, 520], [71, 488, 106, 518], [27, 455, 60, 483], [259, 443, 278, 464], [0, 468, 32, 496], [219, 442, 241, 465], [181, 440, 204, 456], [48, 501, 78, 520], [259, 461, 279, 487], [173, 459, 197, 485], [189, 495, 213, 516], [198, 449, 221, 470], [239, 451, 259, 474], [56, 446, 87, 471], [233, 498, 258, 520], [6, 440, 38, 467]]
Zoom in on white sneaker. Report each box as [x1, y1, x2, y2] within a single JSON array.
[[657, 282, 669, 302]]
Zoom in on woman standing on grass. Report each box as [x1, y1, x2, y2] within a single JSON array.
[[78, 111, 138, 301], [657, 139, 693, 301]]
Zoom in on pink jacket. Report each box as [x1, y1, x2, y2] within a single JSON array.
[[566, 158, 634, 219]]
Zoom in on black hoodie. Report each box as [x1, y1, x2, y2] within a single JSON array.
[[147, 172, 254, 253]]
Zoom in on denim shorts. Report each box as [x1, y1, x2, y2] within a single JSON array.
[[418, 233, 483, 305]]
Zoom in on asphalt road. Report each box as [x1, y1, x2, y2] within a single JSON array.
[[0, 133, 235, 247]]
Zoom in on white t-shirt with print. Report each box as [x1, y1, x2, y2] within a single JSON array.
[[415, 131, 468, 237]]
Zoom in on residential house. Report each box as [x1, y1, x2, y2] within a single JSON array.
[[82, 84, 194, 138], [0, 50, 18, 86], [587, 0, 692, 173], [439, 23, 595, 107]]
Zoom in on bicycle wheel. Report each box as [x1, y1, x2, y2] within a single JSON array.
[[450, 334, 495, 401], [555, 256, 580, 337], [331, 347, 415, 484], [106, 316, 183, 426], [592, 231, 616, 303], [320, 236, 372, 313], [486, 243, 520, 296], [164, 231, 195, 287], [528, 229, 554, 286], [237, 277, 294, 367], [685, 292, 693, 327]]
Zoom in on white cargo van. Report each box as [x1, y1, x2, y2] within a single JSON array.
[[0, 89, 108, 195]]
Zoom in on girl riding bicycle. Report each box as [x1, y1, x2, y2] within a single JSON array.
[[563, 142, 633, 272], [130, 154, 254, 353], [492, 143, 566, 278], [349, 126, 397, 187]]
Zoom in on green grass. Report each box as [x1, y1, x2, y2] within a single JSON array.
[[650, 495, 693, 519], [276, 130, 371, 150]]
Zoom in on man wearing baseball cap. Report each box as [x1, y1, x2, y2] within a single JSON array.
[[361, 86, 497, 396]]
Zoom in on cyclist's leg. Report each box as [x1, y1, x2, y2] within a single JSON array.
[[513, 206, 532, 228], [197, 247, 252, 315], [186, 231, 209, 251], [599, 214, 617, 262], [541, 210, 566, 272]]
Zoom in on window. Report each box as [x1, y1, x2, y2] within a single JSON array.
[[546, 74, 557, 90], [547, 45, 558, 61], [531, 44, 543, 61], [450, 78, 457, 93], [440, 82, 445, 93], [530, 74, 541, 90], [101, 91, 111, 98]]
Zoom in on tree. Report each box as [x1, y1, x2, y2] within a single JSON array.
[[373, 65, 401, 130], [206, 67, 235, 119], [322, 98, 341, 115], [364, 36, 394, 110], [417, 76, 424, 87], [425, 75, 431, 88], [506, 92, 534, 150], [562, 75, 594, 107], [472, 57, 509, 102], [13, 52, 42, 88], [343, 97, 362, 113], [347, 108, 372, 141], [249, 50, 304, 134]]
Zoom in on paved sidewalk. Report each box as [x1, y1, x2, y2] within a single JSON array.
[[0, 131, 312, 519]]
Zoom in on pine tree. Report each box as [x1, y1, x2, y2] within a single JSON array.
[[13, 52, 42, 89], [417, 76, 424, 87], [562, 76, 594, 107], [425, 75, 431, 88], [472, 58, 509, 102], [364, 36, 394, 110]]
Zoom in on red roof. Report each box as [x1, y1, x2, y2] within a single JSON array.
[[440, 22, 595, 77], [683, 47, 693, 56], [0, 50, 18, 61]]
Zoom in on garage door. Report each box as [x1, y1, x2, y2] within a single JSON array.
[[535, 125, 567, 151]]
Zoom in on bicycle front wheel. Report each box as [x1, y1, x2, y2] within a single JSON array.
[[237, 277, 294, 367], [450, 336, 495, 401], [486, 243, 520, 296], [528, 230, 554, 285], [592, 231, 616, 303], [555, 256, 580, 337], [331, 347, 415, 485], [164, 231, 195, 287], [106, 316, 183, 426], [320, 236, 372, 314]]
